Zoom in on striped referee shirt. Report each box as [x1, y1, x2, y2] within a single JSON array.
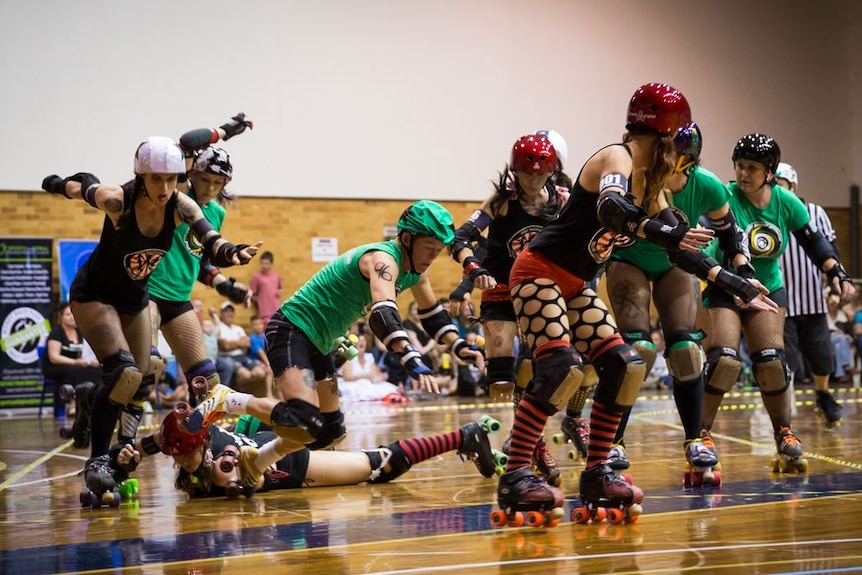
[[779, 201, 836, 317]]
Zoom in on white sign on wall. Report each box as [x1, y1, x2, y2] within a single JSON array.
[[311, 237, 339, 262]]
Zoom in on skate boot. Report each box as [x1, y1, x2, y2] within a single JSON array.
[[607, 443, 631, 481], [458, 415, 507, 477], [237, 445, 262, 496], [572, 463, 643, 525], [63, 381, 95, 449], [306, 410, 348, 450], [770, 426, 808, 474], [552, 415, 589, 462], [80, 454, 122, 509], [683, 438, 721, 487], [531, 436, 561, 487], [490, 467, 566, 528], [815, 389, 844, 429], [185, 383, 233, 432]]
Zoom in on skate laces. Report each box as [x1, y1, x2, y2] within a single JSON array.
[[776, 426, 800, 447], [699, 429, 715, 450]]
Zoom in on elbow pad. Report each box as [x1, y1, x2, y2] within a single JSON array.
[[179, 128, 218, 157], [596, 192, 646, 236], [710, 211, 749, 261], [368, 301, 410, 349], [793, 224, 836, 269], [418, 304, 459, 344]]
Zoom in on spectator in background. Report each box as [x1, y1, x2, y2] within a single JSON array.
[[827, 290, 855, 384], [403, 300, 439, 370], [250, 251, 283, 324], [776, 162, 845, 425], [217, 302, 271, 397], [248, 315, 275, 398], [42, 302, 102, 417], [148, 367, 188, 409]]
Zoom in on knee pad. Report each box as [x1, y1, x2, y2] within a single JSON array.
[[532, 346, 585, 413], [592, 343, 646, 410], [704, 347, 743, 395], [146, 346, 165, 378], [185, 359, 220, 390], [623, 331, 657, 374], [582, 363, 598, 388], [366, 441, 412, 484], [306, 410, 347, 450], [487, 357, 516, 385], [751, 348, 789, 395], [269, 399, 324, 445], [515, 355, 532, 391], [102, 350, 143, 406], [665, 330, 705, 384]]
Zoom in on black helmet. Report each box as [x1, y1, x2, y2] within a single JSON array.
[[732, 133, 781, 175]]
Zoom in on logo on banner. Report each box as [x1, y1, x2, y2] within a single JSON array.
[[0, 307, 50, 364]]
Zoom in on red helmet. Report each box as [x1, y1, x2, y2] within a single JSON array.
[[510, 135, 557, 174], [159, 409, 209, 456], [626, 83, 691, 137]]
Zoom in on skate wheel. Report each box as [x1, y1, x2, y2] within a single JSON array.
[[105, 491, 121, 508], [712, 471, 722, 486], [691, 471, 703, 487], [173, 401, 191, 416], [525, 511, 545, 527], [479, 415, 501, 434], [59, 426, 74, 440], [626, 503, 643, 523], [568, 450, 578, 462], [593, 507, 608, 523], [572, 507, 591, 524], [551, 433, 565, 446], [509, 512, 525, 528], [489, 510, 508, 527], [607, 508, 625, 525], [546, 517, 560, 528], [493, 450, 508, 467]]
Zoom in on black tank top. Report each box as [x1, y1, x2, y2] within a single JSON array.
[[484, 181, 566, 284], [70, 182, 178, 313], [529, 144, 637, 281]]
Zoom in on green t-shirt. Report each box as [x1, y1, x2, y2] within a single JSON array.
[[709, 182, 809, 293], [148, 192, 226, 302], [281, 240, 422, 354], [611, 166, 730, 276]]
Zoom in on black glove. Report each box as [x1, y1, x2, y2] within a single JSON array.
[[216, 277, 249, 304], [826, 262, 852, 295], [42, 174, 70, 198], [213, 242, 254, 267], [462, 256, 492, 282], [220, 113, 253, 140], [452, 337, 484, 363], [641, 218, 690, 250], [714, 269, 760, 303], [735, 263, 756, 280]]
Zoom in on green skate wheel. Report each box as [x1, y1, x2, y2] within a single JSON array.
[[118, 479, 139, 499], [479, 415, 501, 434], [493, 449, 508, 467]]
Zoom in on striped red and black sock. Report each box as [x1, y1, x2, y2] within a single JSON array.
[[397, 430, 461, 465], [586, 400, 622, 469], [506, 393, 549, 472]]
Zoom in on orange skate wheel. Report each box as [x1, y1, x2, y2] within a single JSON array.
[[489, 510, 508, 527], [546, 517, 560, 528], [607, 508, 625, 525], [572, 507, 591, 524], [525, 511, 545, 527], [509, 512, 525, 528], [593, 507, 608, 523]]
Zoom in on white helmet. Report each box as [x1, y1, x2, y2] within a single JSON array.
[[535, 129, 568, 169], [775, 162, 798, 187], [134, 137, 185, 175]]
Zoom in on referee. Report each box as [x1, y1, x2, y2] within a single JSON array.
[[777, 162, 844, 427]]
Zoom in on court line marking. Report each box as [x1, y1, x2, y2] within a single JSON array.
[[0, 440, 74, 492]]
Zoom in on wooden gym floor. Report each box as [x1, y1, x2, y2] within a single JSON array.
[[1, 385, 862, 574]]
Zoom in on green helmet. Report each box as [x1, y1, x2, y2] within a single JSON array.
[[396, 200, 455, 245]]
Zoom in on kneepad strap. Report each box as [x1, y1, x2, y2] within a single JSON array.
[[592, 343, 646, 410], [486, 356, 516, 385], [622, 331, 657, 374], [751, 348, 789, 395], [103, 349, 143, 406], [366, 441, 412, 484], [704, 347, 743, 395], [665, 330, 705, 383]]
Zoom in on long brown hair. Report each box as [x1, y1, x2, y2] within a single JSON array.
[[623, 128, 677, 213]]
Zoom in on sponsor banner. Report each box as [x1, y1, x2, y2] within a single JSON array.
[[0, 238, 53, 408]]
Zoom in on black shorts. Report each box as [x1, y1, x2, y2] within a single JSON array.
[[480, 298, 517, 322], [265, 310, 336, 381], [783, 314, 834, 375], [150, 296, 194, 325]]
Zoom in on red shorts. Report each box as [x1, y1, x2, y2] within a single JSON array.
[[481, 283, 511, 303], [509, 247, 587, 300]]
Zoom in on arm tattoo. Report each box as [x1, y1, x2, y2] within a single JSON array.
[[374, 262, 393, 282], [104, 198, 123, 214]]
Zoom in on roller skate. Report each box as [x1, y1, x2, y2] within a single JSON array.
[[457, 415, 507, 477], [572, 463, 643, 525], [490, 467, 566, 528], [60, 381, 95, 448], [683, 437, 721, 487], [815, 389, 844, 429], [306, 409, 347, 450], [531, 436, 561, 487], [770, 427, 808, 474], [333, 335, 359, 369], [607, 443, 632, 483], [80, 454, 122, 509], [185, 383, 233, 432], [552, 415, 589, 462], [188, 376, 210, 407]]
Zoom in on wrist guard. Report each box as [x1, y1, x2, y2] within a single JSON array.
[[212, 241, 253, 267], [220, 113, 253, 140], [452, 337, 483, 363], [462, 256, 491, 282], [826, 262, 852, 294], [198, 259, 221, 287], [736, 263, 756, 280], [642, 218, 690, 250], [714, 269, 760, 303], [42, 174, 70, 198], [216, 277, 249, 304], [400, 343, 434, 379]]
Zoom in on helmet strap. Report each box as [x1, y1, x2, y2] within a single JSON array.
[[399, 232, 419, 274]]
